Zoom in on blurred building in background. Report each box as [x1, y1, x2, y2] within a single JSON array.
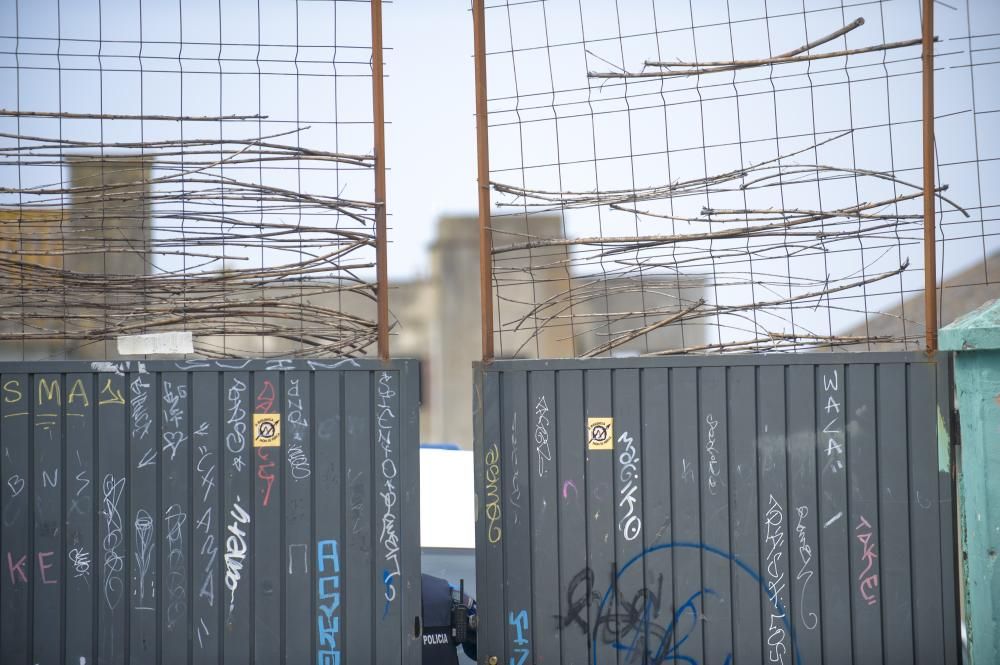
[[839, 252, 1000, 351], [0, 158, 153, 361], [1, 194, 704, 448], [411, 214, 704, 449]]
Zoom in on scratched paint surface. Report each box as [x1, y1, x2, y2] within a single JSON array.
[[474, 354, 960, 665], [0, 359, 421, 665]]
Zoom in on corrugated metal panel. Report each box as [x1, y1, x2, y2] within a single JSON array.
[[0, 358, 421, 665], [473, 353, 959, 665]]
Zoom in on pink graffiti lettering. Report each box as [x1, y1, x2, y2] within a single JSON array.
[[256, 380, 276, 413], [562, 480, 578, 500], [257, 448, 276, 508], [7, 552, 27, 584], [859, 575, 879, 604], [855, 515, 879, 606], [37, 551, 57, 584]]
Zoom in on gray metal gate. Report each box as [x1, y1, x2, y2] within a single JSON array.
[[473, 353, 959, 665], [0, 358, 421, 665]]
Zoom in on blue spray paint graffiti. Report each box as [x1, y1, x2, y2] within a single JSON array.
[[602, 588, 732, 665], [382, 568, 394, 619], [508, 609, 530, 665], [592, 542, 802, 665], [317, 540, 341, 664]]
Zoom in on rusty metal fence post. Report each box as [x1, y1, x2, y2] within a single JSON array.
[[372, 0, 390, 360], [473, 0, 495, 363], [923, 0, 937, 352]]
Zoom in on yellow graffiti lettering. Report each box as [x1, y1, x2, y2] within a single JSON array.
[[485, 443, 502, 544], [68, 379, 90, 407], [38, 378, 61, 405], [99, 378, 125, 406], [3, 379, 22, 404]]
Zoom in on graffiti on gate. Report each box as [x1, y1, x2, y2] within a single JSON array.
[[556, 542, 803, 665]]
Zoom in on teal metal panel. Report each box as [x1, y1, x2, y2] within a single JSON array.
[[943, 298, 1000, 665]]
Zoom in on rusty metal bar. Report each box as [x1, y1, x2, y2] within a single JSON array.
[[922, 0, 937, 352], [371, 0, 390, 360], [473, 0, 494, 362]]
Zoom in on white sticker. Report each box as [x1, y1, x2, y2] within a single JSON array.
[[117, 331, 194, 356]]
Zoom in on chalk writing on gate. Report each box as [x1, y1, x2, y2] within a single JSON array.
[[37, 551, 56, 584], [535, 396, 551, 477], [7, 474, 24, 498], [195, 617, 211, 650], [42, 468, 58, 488], [705, 413, 722, 495], [35, 377, 59, 436], [162, 380, 188, 462], [99, 377, 125, 406], [70, 459, 90, 517], [134, 509, 155, 610], [317, 539, 341, 664], [288, 543, 309, 575], [794, 506, 819, 630], [165, 504, 188, 629], [226, 377, 248, 472], [224, 496, 250, 615], [855, 515, 879, 606], [2, 378, 22, 404], [196, 445, 216, 503], [102, 474, 126, 610], [376, 372, 400, 617], [257, 447, 276, 507], [195, 425, 219, 623], [348, 468, 364, 535], [286, 377, 311, 480], [617, 431, 641, 541], [510, 412, 522, 526], [67, 378, 89, 409], [255, 379, 275, 412], [6, 552, 63, 585], [131, 376, 156, 467], [196, 502, 218, 612], [6, 552, 27, 584], [763, 494, 788, 664], [69, 546, 91, 580], [485, 443, 502, 544], [821, 370, 844, 473]]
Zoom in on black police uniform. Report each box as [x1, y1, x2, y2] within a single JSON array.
[[421, 574, 477, 664]]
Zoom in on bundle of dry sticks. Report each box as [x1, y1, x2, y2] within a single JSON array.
[[0, 110, 379, 357], [489, 17, 961, 356]]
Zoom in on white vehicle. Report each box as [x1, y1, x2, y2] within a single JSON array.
[[420, 446, 476, 664]]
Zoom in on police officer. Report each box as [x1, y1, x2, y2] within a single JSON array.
[[422, 574, 477, 664]]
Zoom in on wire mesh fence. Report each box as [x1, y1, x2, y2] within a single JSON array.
[[478, 0, 998, 359], [0, 0, 385, 360]]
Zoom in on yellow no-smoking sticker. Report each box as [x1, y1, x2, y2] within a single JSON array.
[[587, 417, 613, 451], [253, 413, 281, 447]]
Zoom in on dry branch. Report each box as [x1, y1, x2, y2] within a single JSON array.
[[0, 109, 268, 121], [588, 20, 931, 80], [0, 115, 382, 357]]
